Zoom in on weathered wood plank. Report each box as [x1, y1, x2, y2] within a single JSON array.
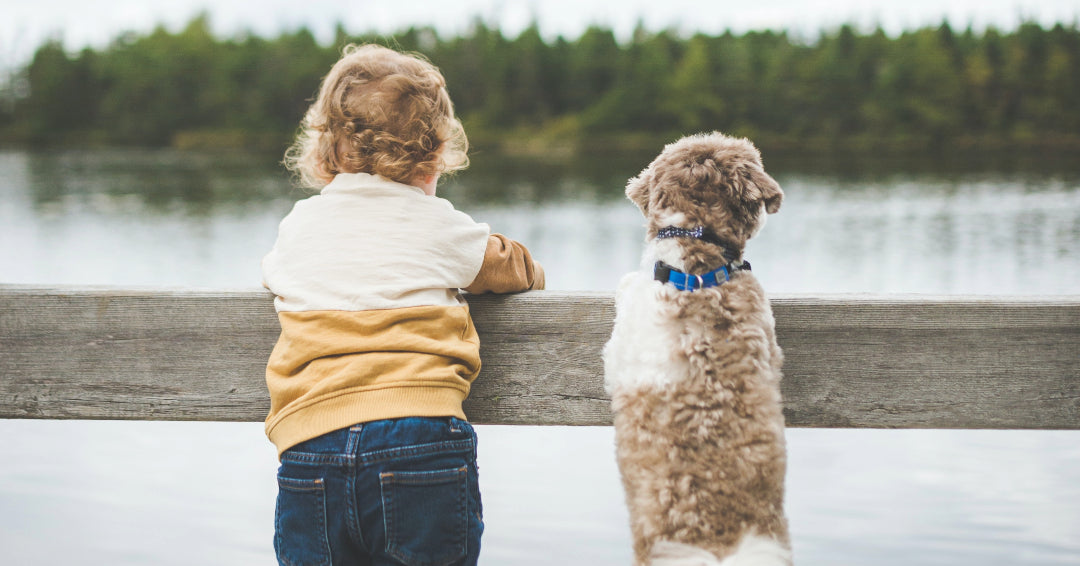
[[0, 286, 278, 421], [1, 286, 1077, 429], [773, 295, 1079, 429]]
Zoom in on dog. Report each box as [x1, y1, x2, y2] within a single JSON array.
[[602, 132, 791, 566]]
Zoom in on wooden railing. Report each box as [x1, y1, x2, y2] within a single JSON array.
[[1, 286, 1077, 430]]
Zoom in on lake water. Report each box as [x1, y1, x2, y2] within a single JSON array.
[[1, 148, 1078, 565]]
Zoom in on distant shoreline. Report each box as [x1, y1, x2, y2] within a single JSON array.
[[4, 128, 1078, 161], [4, 132, 1079, 183]]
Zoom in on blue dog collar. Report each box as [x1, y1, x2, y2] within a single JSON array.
[[654, 260, 751, 291]]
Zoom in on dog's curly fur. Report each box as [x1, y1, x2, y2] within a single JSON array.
[[603, 132, 791, 566]]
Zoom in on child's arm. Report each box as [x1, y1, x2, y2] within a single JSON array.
[[463, 233, 545, 293]]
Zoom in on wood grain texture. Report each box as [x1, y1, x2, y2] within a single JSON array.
[[1, 286, 1077, 429]]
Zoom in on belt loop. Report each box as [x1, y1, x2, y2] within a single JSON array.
[[345, 424, 363, 455], [449, 418, 462, 434]]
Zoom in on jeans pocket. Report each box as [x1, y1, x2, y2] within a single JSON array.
[[275, 476, 332, 566], [380, 466, 469, 566]]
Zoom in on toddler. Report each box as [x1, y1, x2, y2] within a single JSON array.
[[262, 44, 544, 566]]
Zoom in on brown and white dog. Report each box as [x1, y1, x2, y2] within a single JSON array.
[[603, 132, 791, 566]]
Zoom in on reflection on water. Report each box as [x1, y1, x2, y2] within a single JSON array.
[[4, 148, 1077, 294], [22, 149, 292, 210], [1, 149, 1078, 565]]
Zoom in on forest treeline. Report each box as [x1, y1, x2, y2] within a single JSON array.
[[2, 16, 1079, 153]]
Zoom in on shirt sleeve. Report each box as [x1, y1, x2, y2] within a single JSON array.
[[463, 234, 545, 294]]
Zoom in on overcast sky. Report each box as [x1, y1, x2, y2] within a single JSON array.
[[3, 0, 1078, 68]]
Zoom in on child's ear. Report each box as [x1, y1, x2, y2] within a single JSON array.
[[315, 162, 336, 185]]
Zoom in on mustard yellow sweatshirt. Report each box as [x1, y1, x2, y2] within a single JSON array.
[[262, 173, 543, 456]]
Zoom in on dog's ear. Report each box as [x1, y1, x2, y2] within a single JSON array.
[[625, 168, 652, 214], [747, 164, 783, 214]]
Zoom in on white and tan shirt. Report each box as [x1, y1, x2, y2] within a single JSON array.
[[262, 172, 543, 456]]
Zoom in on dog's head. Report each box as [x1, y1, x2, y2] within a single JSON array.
[[626, 132, 782, 270]]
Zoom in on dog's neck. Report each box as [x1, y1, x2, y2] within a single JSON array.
[[649, 225, 743, 271], [656, 226, 738, 253]]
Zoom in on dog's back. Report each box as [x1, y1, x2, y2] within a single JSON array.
[[603, 132, 791, 565]]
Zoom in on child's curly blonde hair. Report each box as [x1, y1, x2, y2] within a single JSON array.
[[285, 44, 468, 189]]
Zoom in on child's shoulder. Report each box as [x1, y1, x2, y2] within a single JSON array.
[[286, 176, 486, 237]]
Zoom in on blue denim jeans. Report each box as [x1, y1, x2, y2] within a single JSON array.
[[274, 417, 484, 566]]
